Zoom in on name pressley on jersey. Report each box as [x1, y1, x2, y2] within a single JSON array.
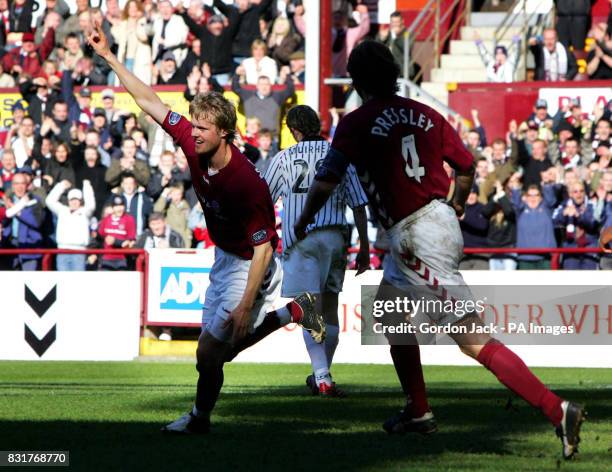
[[371, 106, 435, 137]]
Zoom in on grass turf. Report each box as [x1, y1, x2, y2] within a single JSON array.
[[0, 361, 610, 471]]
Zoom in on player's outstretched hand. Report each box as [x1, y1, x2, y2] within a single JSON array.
[[223, 304, 250, 344], [600, 227, 612, 253], [86, 20, 111, 59]]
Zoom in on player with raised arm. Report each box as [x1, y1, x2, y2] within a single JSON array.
[[294, 41, 585, 460], [87, 21, 325, 434], [264, 105, 370, 397]]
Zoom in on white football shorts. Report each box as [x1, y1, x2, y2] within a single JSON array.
[[202, 246, 282, 342]]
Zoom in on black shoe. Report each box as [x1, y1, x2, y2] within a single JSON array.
[[383, 408, 438, 435], [293, 293, 325, 343], [306, 374, 319, 395], [161, 411, 210, 434], [556, 401, 586, 459]]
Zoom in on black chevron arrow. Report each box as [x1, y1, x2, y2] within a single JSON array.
[[24, 324, 56, 357], [25, 285, 56, 318]]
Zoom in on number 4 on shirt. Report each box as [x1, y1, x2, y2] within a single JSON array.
[[402, 134, 425, 182]]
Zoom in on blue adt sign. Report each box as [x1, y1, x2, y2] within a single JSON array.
[[160, 267, 211, 310]]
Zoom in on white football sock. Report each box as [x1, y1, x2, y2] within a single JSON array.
[[325, 324, 340, 369], [302, 328, 330, 385]]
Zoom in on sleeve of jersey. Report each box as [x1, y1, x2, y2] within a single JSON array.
[[441, 118, 474, 173], [263, 151, 285, 203], [245, 183, 277, 247], [315, 119, 354, 183], [343, 164, 368, 208], [161, 110, 196, 157]]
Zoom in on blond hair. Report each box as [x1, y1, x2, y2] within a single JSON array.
[[189, 92, 237, 143]]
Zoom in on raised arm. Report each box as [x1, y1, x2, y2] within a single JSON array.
[[87, 21, 168, 125]]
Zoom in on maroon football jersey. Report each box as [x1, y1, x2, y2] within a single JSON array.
[[330, 96, 473, 228], [162, 111, 278, 259]]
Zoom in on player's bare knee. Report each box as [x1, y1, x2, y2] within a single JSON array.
[[196, 333, 227, 370]]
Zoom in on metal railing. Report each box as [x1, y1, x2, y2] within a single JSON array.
[[404, 0, 472, 83]]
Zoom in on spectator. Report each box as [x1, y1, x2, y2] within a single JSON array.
[[267, 16, 301, 68], [1, 171, 45, 270], [1, 150, 16, 192], [586, 23, 612, 80], [254, 128, 277, 174], [70, 57, 107, 87], [100, 89, 120, 123], [8, 0, 33, 34], [78, 129, 112, 168], [111, 0, 153, 86], [482, 179, 517, 270], [243, 116, 262, 147], [239, 39, 278, 85], [147, 150, 190, 201], [118, 173, 153, 237], [34, 0, 70, 34], [153, 51, 187, 85], [595, 169, 612, 269], [180, 10, 238, 85], [61, 72, 93, 129], [0, 62, 15, 87], [331, 4, 370, 77], [154, 182, 191, 248], [42, 142, 76, 190], [553, 181, 600, 269], [554, 0, 591, 50], [137, 111, 176, 169], [17, 76, 59, 127], [40, 102, 71, 144], [474, 157, 489, 190], [184, 65, 224, 102], [152, 0, 189, 67], [474, 32, 520, 83], [232, 71, 295, 139], [56, 0, 88, 44], [591, 118, 612, 155], [286, 50, 305, 84], [511, 184, 557, 269], [105, 138, 151, 188], [59, 33, 84, 72], [97, 194, 136, 270], [219, 0, 274, 65], [559, 137, 584, 170], [135, 211, 185, 249], [528, 99, 553, 129], [7, 116, 35, 168], [74, 146, 110, 219], [517, 138, 553, 188], [529, 28, 578, 81], [2, 29, 55, 79], [459, 186, 489, 269], [45, 179, 95, 271], [188, 203, 213, 249], [377, 11, 412, 79]]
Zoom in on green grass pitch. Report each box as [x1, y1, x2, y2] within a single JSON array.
[[0, 361, 611, 471]]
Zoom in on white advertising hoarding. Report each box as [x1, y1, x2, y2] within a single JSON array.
[[538, 87, 612, 116], [146, 250, 612, 367], [0, 272, 141, 360]]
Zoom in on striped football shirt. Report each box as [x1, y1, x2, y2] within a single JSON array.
[[264, 136, 368, 251]]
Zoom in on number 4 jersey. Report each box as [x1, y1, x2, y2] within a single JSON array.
[[323, 96, 474, 229]]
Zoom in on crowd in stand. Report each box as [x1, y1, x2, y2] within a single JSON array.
[[459, 100, 612, 270], [0, 0, 609, 272]]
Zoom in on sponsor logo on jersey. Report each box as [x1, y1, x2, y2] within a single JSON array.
[[251, 229, 268, 244], [168, 112, 181, 126]]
